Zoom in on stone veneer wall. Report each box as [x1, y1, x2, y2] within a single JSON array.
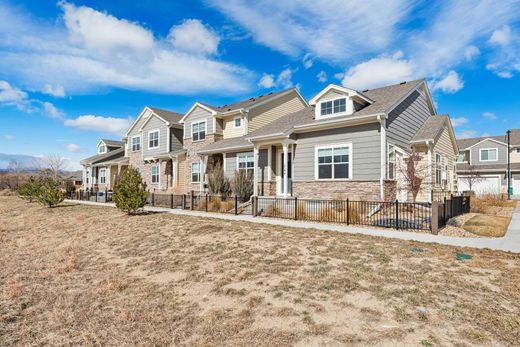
[[184, 134, 223, 193], [259, 181, 276, 196], [128, 150, 177, 193], [291, 180, 382, 201]]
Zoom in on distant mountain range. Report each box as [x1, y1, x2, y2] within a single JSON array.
[[0, 153, 40, 171]]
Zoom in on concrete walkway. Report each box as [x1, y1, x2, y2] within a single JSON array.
[[65, 199, 520, 253]]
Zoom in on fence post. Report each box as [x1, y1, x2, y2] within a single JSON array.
[[395, 199, 399, 230], [182, 194, 186, 209], [151, 193, 155, 207], [443, 197, 447, 225], [205, 193, 209, 212], [346, 198, 350, 225], [234, 195, 238, 215], [450, 194, 454, 218], [170, 193, 174, 209], [190, 190, 194, 210], [252, 196, 257, 217], [294, 197, 298, 220], [105, 188, 108, 203], [431, 201, 439, 235], [95, 190, 98, 203]]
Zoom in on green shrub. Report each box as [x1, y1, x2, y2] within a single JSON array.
[[113, 167, 148, 215], [37, 178, 65, 207], [231, 170, 254, 202], [17, 176, 42, 202], [207, 162, 231, 196]]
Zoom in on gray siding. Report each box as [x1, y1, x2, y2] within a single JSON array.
[[170, 128, 183, 152], [184, 106, 213, 139], [224, 150, 268, 181], [470, 139, 508, 165], [293, 123, 381, 181], [386, 89, 432, 149], [224, 153, 237, 178], [142, 115, 168, 158]]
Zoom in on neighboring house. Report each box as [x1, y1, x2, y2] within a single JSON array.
[[124, 107, 186, 193], [194, 79, 458, 202], [456, 130, 520, 195], [80, 139, 127, 191]]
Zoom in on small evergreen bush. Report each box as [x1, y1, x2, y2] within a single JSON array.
[[37, 178, 65, 207], [17, 176, 42, 202], [113, 167, 148, 215]]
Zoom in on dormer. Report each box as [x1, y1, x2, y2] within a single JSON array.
[[309, 84, 373, 120], [96, 139, 123, 154]]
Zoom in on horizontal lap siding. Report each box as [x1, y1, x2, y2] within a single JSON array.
[[184, 106, 213, 139], [223, 115, 244, 138], [387, 89, 432, 150], [224, 150, 268, 180], [170, 128, 183, 152], [433, 127, 457, 190], [142, 115, 167, 158], [470, 139, 508, 165], [249, 93, 307, 132], [293, 123, 381, 181]]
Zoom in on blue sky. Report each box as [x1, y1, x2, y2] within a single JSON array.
[[1, 0, 520, 170]]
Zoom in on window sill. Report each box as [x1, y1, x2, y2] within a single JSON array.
[[148, 146, 160, 150]]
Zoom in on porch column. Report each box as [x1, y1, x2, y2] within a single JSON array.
[[200, 156, 205, 192], [267, 146, 272, 181], [172, 158, 177, 188], [283, 143, 289, 197], [427, 141, 433, 203], [253, 144, 259, 196]]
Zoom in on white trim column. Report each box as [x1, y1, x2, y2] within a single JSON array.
[[267, 146, 272, 181], [253, 144, 259, 196], [283, 142, 289, 197], [379, 115, 386, 200], [427, 141, 433, 203], [200, 157, 205, 192], [171, 158, 177, 188]]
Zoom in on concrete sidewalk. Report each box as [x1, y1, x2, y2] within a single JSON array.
[[65, 199, 520, 253]]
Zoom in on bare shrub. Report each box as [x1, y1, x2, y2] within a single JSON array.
[[231, 170, 253, 202], [207, 162, 231, 196]]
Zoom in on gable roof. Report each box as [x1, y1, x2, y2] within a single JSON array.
[[308, 84, 373, 105], [98, 139, 124, 148], [457, 129, 520, 149], [80, 147, 125, 165], [411, 114, 448, 143], [247, 79, 430, 139], [147, 107, 183, 124]]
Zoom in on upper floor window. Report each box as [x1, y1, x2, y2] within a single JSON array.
[[435, 153, 442, 185], [191, 162, 201, 182], [456, 151, 466, 163], [320, 98, 346, 117], [234, 116, 242, 128], [99, 168, 107, 184], [237, 152, 254, 175], [151, 165, 160, 184], [192, 121, 206, 141], [98, 145, 107, 154], [516, 147, 520, 153], [131, 136, 141, 151], [148, 130, 159, 149], [480, 148, 497, 162], [316, 145, 350, 180]]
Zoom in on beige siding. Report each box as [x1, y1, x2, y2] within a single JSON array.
[[433, 127, 457, 192], [320, 90, 344, 102], [510, 148, 520, 163], [222, 115, 244, 139], [176, 154, 186, 193], [248, 92, 307, 132]]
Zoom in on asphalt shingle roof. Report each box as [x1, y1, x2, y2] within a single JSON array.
[[100, 139, 124, 147], [148, 107, 184, 125], [198, 136, 252, 154], [80, 147, 125, 165], [411, 114, 449, 143], [457, 129, 520, 149], [200, 88, 295, 113], [456, 162, 520, 172], [248, 79, 425, 139]]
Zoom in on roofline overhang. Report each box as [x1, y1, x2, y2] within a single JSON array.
[[292, 113, 385, 133], [246, 132, 287, 141], [309, 84, 374, 105], [197, 144, 254, 155]]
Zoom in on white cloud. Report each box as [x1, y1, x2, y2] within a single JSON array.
[[430, 70, 464, 94], [258, 68, 295, 89], [333, 72, 345, 80], [341, 51, 414, 90], [316, 70, 327, 83], [3, 134, 15, 141], [464, 45, 480, 61], [0, 80, 30, 110], [41, 84, 66, 97], [0, 2, 251, 96], [457, 129, 477, 139], [168, 19, 220, 55], [489, 26, 512, 46], [43, 102, 65, 119], [64, 115, 132, 135], [302, 53, 314, 69], [482, 112, 497, 120], [66, 143, 82, 153], [451, 117, 468, 127]]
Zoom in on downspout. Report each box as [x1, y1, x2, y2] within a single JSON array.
[[243, 110, 249, 136], [377, 114, 387, 200]]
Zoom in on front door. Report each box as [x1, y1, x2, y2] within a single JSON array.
[[277, 151, 292, 195]]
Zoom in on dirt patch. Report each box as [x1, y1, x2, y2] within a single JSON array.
[[463, 214, 511, 237], [1, 196, 519, 346]]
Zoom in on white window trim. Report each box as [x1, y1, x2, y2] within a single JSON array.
[[236, 151, 254, 173], [98, 145, 107, 154], [233, 116, 242, 128], [316, 97, 349, 120], [191, 121, 207, 142], [191, 161, 201, 183], [99, 168, 107, 184], [131, 135, 141, 151], [479, 148, 498, 162], [314, 143, 353, 180], [151, 164, 160, 184], [148, 129, 160, 149]]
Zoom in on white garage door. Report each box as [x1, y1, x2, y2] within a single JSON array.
[[513, 178, 520, 195], [458, 176, 501, 195]]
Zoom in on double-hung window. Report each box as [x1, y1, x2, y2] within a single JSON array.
[[192, 162, 201, 182], [320, 98, 347, 117], [148, 130, 159, 149], [131, 136, 141, 151], [99, 168, 107, 184], [435, 154, 442, 185], [456, 151, 466, 163], [151, 165, 160, 184], [480, 148, 497, 161], [98, 145, 107, 154], [316, 145, 350, 179], [192, 121, 206, 141], [237, 152, 254, 176], [234, 116, 242, 128]]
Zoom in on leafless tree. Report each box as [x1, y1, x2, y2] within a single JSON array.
[[458, 165, 483, 193], [397, 150, 431, 203], [35, 154, 68, 180], [7, 159, 24, 173]]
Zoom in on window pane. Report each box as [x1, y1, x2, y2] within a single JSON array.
[[318, 165, 332, 179], [489, 149, 497, 160], [200, 131, 205, 140], [481, 150, 488, 160], [333, 147, 348, 163], [235, 118, 241, 127], [193, 132, 199, 141], [321, 101, 333, 115], [318, 148, 332, 163], [334, 163, 348, 178], [333, 98, 346, 113]]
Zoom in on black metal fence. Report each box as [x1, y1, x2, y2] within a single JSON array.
[[69, 189, 113, 203], [437, 194, 471, 228], [254, 197, 432, 231], [431, 190, 462, 202]]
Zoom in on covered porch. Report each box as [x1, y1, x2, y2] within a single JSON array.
[[90, 157, 129, 192]]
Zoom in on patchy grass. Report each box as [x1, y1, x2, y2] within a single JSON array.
[[1, 196, 519, 346], [463, 214, 511, 237]]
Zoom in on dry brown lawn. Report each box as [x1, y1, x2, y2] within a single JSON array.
[[1, 196, 519, 346], [463, 214, 511, 237]]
